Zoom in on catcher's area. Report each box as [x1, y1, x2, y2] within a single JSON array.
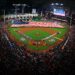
[[7, 21, 68, 53]]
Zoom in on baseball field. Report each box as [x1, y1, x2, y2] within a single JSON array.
[[7, 21, 68, 52]]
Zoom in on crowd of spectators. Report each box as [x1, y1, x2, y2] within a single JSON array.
[[0, 23, 75, 75]]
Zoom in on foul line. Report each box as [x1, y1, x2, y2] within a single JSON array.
[[54, 37, 63, 41], [42, 32, 58, 40]]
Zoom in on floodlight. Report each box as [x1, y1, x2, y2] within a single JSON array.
[[56, 3, 59, 5], [51, 3, 54, 5], [60, 3, 63, 6]]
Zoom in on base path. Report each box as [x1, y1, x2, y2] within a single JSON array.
[[19, 27, 57, 35]]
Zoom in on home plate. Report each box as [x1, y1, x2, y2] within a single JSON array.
[[20, 37, 26, 41], [48, 39, 55, 42]]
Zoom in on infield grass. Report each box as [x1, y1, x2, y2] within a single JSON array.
[[25, 29, 50, 40]]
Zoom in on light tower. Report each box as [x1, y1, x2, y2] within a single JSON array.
[[3, 9, 5, 24], [22, 4, 27, 14], [12, 4, 21, 15], [70, 12, 72, 27]]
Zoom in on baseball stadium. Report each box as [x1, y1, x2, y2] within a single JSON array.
[[0, 0, 75, 74]]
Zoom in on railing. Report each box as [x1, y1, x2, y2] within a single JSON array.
[[5, 13, 38, 19]]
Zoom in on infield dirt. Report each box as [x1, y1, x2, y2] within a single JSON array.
[[19, 27, 57, 34]]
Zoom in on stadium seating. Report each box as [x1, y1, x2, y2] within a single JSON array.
[[13, 20, 29, 24]]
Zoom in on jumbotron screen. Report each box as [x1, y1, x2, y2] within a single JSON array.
[[53, 8, 65, 16]]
